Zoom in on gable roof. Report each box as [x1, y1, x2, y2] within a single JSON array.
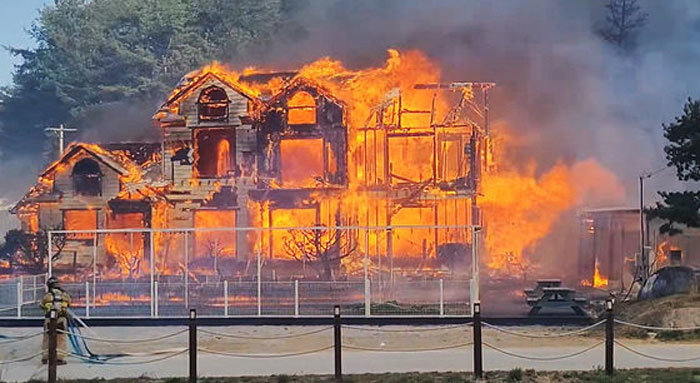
[[12, 143, 164, 213], [266, 76, 346, 107], [40, 143, 131, 178], [162, 72, 258, 110]]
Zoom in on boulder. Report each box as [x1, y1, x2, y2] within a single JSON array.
[[638, 266, 698, 300]]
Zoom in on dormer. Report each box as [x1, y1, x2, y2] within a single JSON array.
[[258, 78, 348, 188]]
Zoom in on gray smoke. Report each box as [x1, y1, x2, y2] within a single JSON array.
[[247, 0, 700, 204]]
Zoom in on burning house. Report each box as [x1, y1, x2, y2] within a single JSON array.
[[11, 50, 492, 281]]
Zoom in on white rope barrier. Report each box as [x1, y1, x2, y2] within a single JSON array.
[[614, 319, 700, 332], [614, 340, 700, 362], [198, 345, 334, 358], [58, 328, 188, 343], [199, 326, 333, 340], [342, 324, 470, 333], [482, 320, 606, 338], [0, 352, 43, 365], [0, 331, 45, 344], [343, 342, 473, 352], [482, 341, 604, 361]]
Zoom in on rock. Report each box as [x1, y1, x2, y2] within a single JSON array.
[[638, 266, 698, 300]]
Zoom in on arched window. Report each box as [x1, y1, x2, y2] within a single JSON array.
[[72, 158, 102, 196], [198, 86, 229, 122], [287, 91, 316, 125]]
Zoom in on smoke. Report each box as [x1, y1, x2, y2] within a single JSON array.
[[249, 0, 700, 203], [243, 0, 700, 278], [74, 100, 161, 144]]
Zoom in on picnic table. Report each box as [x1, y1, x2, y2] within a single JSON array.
[[524, 279, 562, 298], [524, 283, 588, 316]]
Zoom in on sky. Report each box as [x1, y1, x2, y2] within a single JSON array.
[[0, 0, 52, 86]]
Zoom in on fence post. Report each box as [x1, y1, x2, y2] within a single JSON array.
[[154, 281, 159, 318], [334, 305, 342, 382], [85, 281, 90, 318], [473, 302, 483, 379], [363, 227, 369, 317], [189, 309, 197, 383], [364, 277, 371, 317], [33, 275, 38, 303], [605, 299, 614, 375], [150, 231, 155, 318], [48, 309, 57, 383], [224, 280, 229, 317], [16, 280, 22, 318], [294, 280, 299, 318], [184, 232, 189, 308], [47, 231, 53, 277], [257, 250, 262, 317], [439, 279, 444, 317]]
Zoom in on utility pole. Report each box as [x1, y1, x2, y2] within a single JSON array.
[[45, 124, 77, 156], [638, 166, 668, 281]]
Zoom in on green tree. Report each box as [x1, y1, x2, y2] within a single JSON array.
[[647, 98, 700, 235], [0, 0, 289, 156]]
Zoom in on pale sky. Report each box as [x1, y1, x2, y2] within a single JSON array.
[[0, 0, 53, 86]]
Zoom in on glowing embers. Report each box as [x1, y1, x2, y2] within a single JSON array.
[[287, 91, 317, 125], [194, 210, 236, 259], [64, 210, 97, 239], [198, 86, 229, 122], [105, 212, 145, 278], [194, 129, 235, 178], [279, 139, 324, 188]]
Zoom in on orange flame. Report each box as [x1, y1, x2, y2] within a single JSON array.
[[582, 262, 608, 288]]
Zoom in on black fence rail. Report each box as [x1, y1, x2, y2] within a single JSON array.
[[3, 300, 700, 383]]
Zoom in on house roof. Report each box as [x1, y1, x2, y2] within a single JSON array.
[[161, 72, 258, 110], [12, 142, 165, 213], [40, 143, 131, 178], [266, 76, 346, 107]]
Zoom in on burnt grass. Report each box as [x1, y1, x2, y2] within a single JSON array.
[[17, 369, 700, 383]]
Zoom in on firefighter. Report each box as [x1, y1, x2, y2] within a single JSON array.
[[40, 276, 71, 365]]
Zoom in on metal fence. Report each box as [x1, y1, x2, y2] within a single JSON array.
[[3, 278, 471, 318], [4, 224, 480, 318]]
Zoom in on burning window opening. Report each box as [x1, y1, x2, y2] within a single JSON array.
[[279, 138, 324, 188], [197, 85, 229, 122], [193, 129, 235, 178], [72, 158, 103, 196], [63, 209, 97, 240], [194, 210, 236, 265], [287, 91, 317, 125]]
